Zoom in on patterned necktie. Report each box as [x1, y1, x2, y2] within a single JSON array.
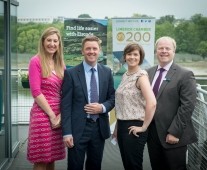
[[90, 68, 99, 121], [153, 68, 165, 96]]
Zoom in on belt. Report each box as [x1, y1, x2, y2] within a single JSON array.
[[86, 118, 99, 123]]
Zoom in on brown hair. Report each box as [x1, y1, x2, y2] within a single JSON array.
[[38, 27, 65, 79], [123, 42, 145, 65], [81, 35, 102, 50]]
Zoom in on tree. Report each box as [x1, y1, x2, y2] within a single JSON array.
[[191, 14, 203, 24], [174, 21, 199, 53], [17, 22, 64, 53], [155, 22, 175, 40], [78, 14, 92, 18], [197, 41, 207, 59], [131, 13, 151, 18], [192, 15, 207, 42], [156, 15, 176, 25]]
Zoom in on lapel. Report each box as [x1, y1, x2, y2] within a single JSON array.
[[156, 63, 176, 99], [149, 66, 158, 84], [97, 63, 103, 101], [77, 63, 88, 103]]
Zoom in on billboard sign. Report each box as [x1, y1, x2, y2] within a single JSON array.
[[64, 19, 108, 67]]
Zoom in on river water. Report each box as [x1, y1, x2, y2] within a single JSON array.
[[17, 77, 207, 123]]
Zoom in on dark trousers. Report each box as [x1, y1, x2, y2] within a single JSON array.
[[147, 122, 187, 170], [117, 120, 148, 170], [67, 119, 105, 170]]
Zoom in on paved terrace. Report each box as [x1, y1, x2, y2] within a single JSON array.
[[6, 125, 152, 170]]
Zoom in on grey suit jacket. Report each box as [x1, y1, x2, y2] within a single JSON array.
[[61, 62, 115, 144], [147, 63, 197, 148]]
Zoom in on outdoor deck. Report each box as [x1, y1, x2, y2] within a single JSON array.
[[6, 125, 152, 170], [6, 85, 207, 170]]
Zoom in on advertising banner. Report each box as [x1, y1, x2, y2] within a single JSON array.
[[110, 18, 155, 131], [64, 19, 108, 67], [112, 18, 155, 88]]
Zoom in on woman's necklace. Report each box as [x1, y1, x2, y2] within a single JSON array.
[[126, 69, 139, 76]]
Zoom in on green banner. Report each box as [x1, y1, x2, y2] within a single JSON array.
[[64, 19, 108, 67]]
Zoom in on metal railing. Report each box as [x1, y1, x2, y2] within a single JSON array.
[[15, 81, 207, 169], [187, 85, 207, 170]]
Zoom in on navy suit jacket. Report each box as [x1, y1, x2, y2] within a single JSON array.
[[61, 62, 115, 144], [147, 63, 197, 148]]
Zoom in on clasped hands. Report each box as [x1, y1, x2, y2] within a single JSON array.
[[63, 103, 103, 149], [49, 114, 61, 129], [84, 102, 102, 114]]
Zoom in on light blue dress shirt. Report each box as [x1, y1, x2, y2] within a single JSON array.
[[83, 61, 99, 103], [83, 61, 106, 113]]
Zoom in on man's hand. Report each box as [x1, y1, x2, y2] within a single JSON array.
[[84, 103, 103, 114], [166, 134, 179, 144], [63, 136, 74, 148]]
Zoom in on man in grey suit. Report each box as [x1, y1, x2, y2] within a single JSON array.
[[61, 35, 115, 170], [147, 36, 197, 170]]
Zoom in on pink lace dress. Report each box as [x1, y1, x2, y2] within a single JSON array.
[[27, 56, 66, 163]]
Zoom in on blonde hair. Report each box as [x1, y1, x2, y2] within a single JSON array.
[[155, 36, 176, 51], [38, 27, 65, 79]]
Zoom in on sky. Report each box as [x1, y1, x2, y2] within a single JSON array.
[[17, 0, 207, 20]]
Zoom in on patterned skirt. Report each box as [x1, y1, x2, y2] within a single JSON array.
[[27, 107, 66, 163]]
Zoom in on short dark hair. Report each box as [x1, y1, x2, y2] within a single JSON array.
[[81, 35, 102, 50], [123, 42, 145, 65]]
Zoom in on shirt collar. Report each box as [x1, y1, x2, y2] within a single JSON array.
[[157, 60, 173, 71], [83, 61, 98, 73]]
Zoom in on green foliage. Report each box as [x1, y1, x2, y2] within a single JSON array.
[[64, 54, 84, 66], [174, 21, 199, 53], [107, 19, 112, 54], [155, 22, 175, 40], [197, 41, 207, 59], [18, 69, 29, 82], [132, 13, 151, 18], [17, 22, 64, 53], [78, 14, 92, 18], [156, 14, 207, 57], [17, 13, 207, 62], [156, 15, 175, 24]]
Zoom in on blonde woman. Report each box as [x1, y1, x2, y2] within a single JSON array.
[[27, 27, 66, 170]]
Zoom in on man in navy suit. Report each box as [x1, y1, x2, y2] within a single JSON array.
[[61, 35, 115, 170], [147, 36, 197, 170]]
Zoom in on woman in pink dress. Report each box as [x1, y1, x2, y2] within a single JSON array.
[[27, 27, 66, 170]]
